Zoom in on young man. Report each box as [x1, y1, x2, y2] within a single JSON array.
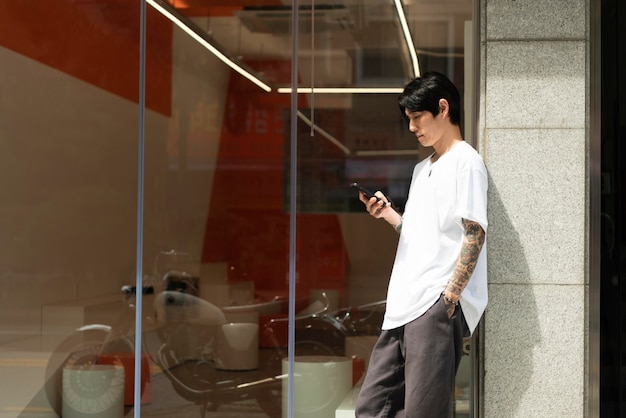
[[354, 72, 488, 417]]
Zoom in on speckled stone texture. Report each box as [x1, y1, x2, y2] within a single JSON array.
[[480, 0, 589, 416]]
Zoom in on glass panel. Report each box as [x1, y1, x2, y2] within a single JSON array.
[[0, 1, 142, 417], [0, 1, 475, 417], [142, 1, 293, 417], [141, 1, 474, 417], [293, 2, 474, 418], [0, 0, 475, 417]]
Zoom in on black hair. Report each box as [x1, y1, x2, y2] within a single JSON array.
[[398, 71, 461, 126]]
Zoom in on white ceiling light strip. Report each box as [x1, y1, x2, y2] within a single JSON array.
[[278, 87, 403, 94], [393, 0, 420, 78], [145, 0, 272, 92]]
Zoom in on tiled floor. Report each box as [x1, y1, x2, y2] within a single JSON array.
[[0, 333, 272, 418], [0, 336, 59, 418], [0, 299, 382, 418]]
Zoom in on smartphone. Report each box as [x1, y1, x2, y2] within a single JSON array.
[[350, 182, 383, 204]]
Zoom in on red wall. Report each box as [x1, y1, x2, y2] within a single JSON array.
[[0, 0, 172, 116], [1, 0, 347, 304], [202, 64, 348, 301]]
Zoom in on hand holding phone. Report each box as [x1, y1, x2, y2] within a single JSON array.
[[350, 182, 386, 207]]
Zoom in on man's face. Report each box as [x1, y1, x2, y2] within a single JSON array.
[[405, 109, 444, 148]]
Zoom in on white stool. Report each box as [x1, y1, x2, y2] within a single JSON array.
[[62, 364, 125, 418], [282, 355, 352, 418], [215, 323, 259, 370]]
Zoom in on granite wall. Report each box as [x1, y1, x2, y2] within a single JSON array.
[[480, 0, 589, 416]]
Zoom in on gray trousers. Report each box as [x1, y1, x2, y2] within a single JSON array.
[[355, 295, 468, 418]]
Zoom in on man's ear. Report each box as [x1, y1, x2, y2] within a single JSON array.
[[438, 98, 450, 118]]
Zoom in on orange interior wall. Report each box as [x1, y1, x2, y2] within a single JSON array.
[[0, 0, 172, 116], [1, 0, 347, 303], [202, 62, 348, 301], [169, 0, 283, 18]]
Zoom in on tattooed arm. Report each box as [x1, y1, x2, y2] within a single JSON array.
[[443, 219, 486, 317]]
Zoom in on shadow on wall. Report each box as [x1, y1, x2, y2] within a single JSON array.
[[483, 177, 540, 416]]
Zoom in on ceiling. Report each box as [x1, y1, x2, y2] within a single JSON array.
[[163, 0, 473, 89]]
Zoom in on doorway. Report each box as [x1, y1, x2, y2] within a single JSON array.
[[600, 0, 626, 415]]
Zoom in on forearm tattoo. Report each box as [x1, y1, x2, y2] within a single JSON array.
[[446, 219, 485, 298]]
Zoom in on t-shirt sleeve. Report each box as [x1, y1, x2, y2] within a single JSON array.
[[455, 160, 488, 232]]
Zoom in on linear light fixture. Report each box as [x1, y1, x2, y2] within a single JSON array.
[[393, 0, 420, 78], [278, 87, 404, 94], [145, 0, 272, 92], [278, 0, 419, 93]]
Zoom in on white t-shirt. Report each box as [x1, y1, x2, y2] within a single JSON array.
[[382, 141, 488, 334]]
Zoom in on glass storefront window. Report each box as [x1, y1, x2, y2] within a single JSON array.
[[0, 1, 474, 417], [0, 1, 145, 417]]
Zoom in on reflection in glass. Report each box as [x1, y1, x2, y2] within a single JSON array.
[[0, 0, 473, 417], [0, 0, 146, 417]]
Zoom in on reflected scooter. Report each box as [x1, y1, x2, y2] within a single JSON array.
[[44, 272, 385, 418]]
